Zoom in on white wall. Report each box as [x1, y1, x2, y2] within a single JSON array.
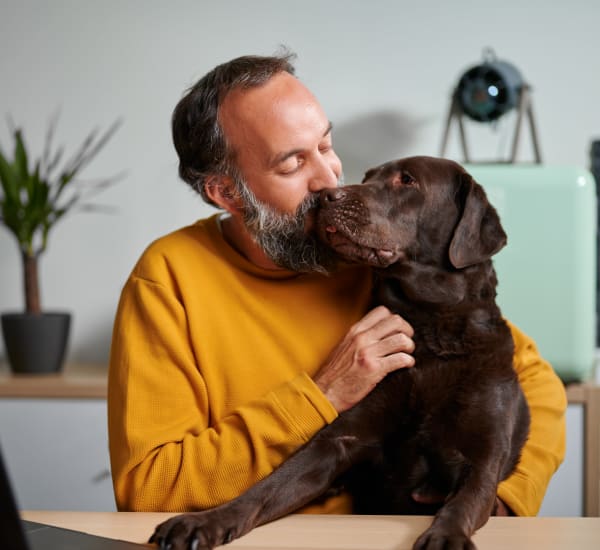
[[1, 0, 599, 364]]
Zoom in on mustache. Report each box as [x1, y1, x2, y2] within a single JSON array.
[[243, 191, 337, 273], [232, 172, 345, 273], [242, 190, 320, 237]]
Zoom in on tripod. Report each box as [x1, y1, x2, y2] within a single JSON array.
[[439, 84, 542, 164]]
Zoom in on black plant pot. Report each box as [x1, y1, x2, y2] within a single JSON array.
[[1, 312, 71, 374]]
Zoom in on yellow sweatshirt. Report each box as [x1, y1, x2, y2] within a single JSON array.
[[108, 214, 566, 516]]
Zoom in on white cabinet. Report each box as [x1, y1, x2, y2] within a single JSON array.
[[0, 398, 116, 511], [0, 397, 592, 516], [539, 404, 584, 516]]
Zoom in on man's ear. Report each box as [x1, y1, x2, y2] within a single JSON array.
[[204, 176, 243, 214]]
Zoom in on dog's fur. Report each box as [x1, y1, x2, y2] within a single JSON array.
[[151, 156, 530, 550]]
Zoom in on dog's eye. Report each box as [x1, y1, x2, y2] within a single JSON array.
[[401, 172, 416, 185], [388, 170, 417, 187]]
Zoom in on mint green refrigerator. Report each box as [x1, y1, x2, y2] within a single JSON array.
[[467, 164, 597, 382]]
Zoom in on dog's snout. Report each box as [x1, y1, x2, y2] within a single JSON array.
[[320, 187, 346, 206]]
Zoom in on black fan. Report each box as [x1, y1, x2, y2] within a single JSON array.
[[456, 59, 523, 123], [440, 48, 541, 163]]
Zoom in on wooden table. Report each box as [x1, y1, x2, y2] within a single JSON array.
[[21, 511, 600, 549]]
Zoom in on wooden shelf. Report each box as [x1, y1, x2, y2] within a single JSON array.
[[0, 363, 107, 398]]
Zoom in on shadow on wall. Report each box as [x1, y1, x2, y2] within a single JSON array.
[[69, 313, 115, 365], [333, 109, 426, 184]]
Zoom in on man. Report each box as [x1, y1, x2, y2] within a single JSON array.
[[107, 53, 566, 517]]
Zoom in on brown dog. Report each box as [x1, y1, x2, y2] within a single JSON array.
[[151, 156, 530, 550]]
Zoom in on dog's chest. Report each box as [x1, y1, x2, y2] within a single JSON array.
[[390, 357, 468, 426], [350, 363, 477, 514]]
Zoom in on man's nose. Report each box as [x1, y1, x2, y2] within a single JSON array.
[[308, 154, 342, 193]]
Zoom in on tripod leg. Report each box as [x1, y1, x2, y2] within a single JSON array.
[[509, 87, 528, 163], [457, 109, 470, 163], [440, 96, 457, 158], [527, 99, 542, 163]]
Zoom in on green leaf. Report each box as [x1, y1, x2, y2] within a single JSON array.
[[1, 114, 122, 268], [13, 130, 29, 186], [0, 146, 20, 204]]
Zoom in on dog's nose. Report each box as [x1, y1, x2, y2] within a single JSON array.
[[320, 187, 346, 206]]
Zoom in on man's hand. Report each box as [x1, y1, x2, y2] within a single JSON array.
[[314, 306, 415, 412]]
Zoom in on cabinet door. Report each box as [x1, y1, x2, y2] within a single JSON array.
[[0, 399, 585, 515], [0, 398, 116, 511], [539, 403, 583, 516]]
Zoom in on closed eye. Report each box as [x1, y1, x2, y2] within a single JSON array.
[[278, 155, 304, 175]]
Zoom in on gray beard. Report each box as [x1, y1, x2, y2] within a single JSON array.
[[235, 181, 339, 274]]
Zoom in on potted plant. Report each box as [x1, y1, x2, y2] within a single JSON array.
[[0, 115, 121, 373]]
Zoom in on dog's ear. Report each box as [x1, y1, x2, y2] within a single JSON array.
[[361, 167, 377, 183], [448, 173, 507, 269]]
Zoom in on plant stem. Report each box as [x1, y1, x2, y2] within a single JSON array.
[[22, 251, 41, 314]]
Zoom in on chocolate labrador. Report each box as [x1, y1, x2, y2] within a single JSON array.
[[151, 156, 530, 550]]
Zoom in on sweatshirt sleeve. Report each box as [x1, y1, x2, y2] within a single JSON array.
[[107, 273, 338, 512], [497, 322, 567, 516]]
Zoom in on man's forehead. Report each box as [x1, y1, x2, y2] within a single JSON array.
[[219, 74, 331, 164], [220, 73, 310, 123]]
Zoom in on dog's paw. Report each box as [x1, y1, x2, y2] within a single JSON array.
[[413, 527, 477, 550], [149, 512, 238, 550]]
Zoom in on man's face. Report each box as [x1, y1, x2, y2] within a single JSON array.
[[219, 72, 342, 215], [218, 71, 343, 272]]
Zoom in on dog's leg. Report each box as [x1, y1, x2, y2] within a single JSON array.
[[412, 383, 527, 550], [150, 410, 381, 550], [412, 462, 501, 550]]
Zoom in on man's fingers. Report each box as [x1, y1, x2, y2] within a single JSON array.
[[352, 306, 415, 340], [350, 307, 416, 376], [350, 305, 395, 333], [377, 310, 414, 339], [380, 352, 415, 374], [315, 306, 416, 412], [376, 331, 416, 359]]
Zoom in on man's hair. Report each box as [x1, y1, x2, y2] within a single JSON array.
[[172, 52, 296, 205]]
